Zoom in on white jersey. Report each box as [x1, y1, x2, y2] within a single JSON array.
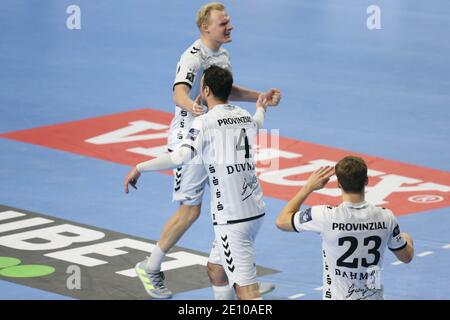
[[292, 201, 407, 300], [182, 104, 266, 224], [168, 39, 232, 150]]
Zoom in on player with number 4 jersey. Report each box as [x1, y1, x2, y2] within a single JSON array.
[[129, 2, 280, 300], [125, 66, 274, 300]]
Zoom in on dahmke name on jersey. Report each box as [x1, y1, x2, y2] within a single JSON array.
[[332, 222, 387, 231], [217, 116, 253, 126], [334, 269, 375, 281]]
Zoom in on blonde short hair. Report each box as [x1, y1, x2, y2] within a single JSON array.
[[196, 2, 226, 30]]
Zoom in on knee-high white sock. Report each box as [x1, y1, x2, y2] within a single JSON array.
[[212, 285, 236, 300], [145, 243, 166, 272]]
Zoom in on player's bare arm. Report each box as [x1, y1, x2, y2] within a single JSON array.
[[229, 85, 281, 106], [392, 232, 415, 263], [276, 166, 334, 231], [173, 83, 205, 116]]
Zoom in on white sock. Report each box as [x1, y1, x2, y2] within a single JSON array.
[[212, 285, 236, 300], [145, 243, 166, 272], [252, 297, 263, 300]]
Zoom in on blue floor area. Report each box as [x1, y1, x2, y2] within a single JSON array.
[[1, 0, 449, 299]]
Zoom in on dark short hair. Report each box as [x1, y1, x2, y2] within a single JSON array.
[[202, 65, 233, 101], [335, 156, 368, 193]]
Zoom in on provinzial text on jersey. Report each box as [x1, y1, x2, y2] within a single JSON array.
[[332, 222, 387, 231], [217, 116, 252, 126]]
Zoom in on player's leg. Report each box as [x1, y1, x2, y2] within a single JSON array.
[[235, 283, 261, 300], [136, 164, 207, 298], [207, 241, 236, 300], [207, 249, 273, 298], [213, 218, 263, 300], [155, 203, 201, 257], [145, 164, 206, 271]]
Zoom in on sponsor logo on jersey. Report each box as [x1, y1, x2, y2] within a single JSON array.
[[241, 175, 259, 201], [392, 224, 400, 237], [332, 222, 387, 231], [217, 116, 252, 127], [187, 128, 200, 141], [393, 235, 404, 245], [2, 108, 450, 216], [346, 283, 381, 300]]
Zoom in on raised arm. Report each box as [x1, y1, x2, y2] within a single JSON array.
[[230, 85, 281, 106], [276, 166, 334, 231], [229, 84, 260, 102]]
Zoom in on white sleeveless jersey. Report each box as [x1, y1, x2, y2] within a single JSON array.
[[292, 201, 407, 300], [182, 104, 266, 224], [168, 39, 232, 150]]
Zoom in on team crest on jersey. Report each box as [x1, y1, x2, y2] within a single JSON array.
[[186, 72, 195, 83], [299, 208, 312, 224], [187, 128, 200, 141], [392, 224, 400, 237]]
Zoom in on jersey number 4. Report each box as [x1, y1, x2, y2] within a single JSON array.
[[336, 236, 382, 268], [236, 128, 250, 159]]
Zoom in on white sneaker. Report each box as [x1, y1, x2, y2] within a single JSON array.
[[135, 261, 173, 299]]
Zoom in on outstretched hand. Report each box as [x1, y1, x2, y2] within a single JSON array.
[[263, 88, 281, 106], [304, 166, 335, 192], [124, 167, 141, 194]]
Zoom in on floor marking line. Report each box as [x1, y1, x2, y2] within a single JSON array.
[[288, 293, 306, 299], [417, 251, 433, 257]]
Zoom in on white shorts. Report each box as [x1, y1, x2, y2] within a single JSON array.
[[172, 163, 208, 206], [168, 119, 207, 206], [208, 216, 264, 287]]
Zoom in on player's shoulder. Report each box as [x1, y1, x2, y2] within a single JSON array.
[[367, 202, 394, 215], [364, 202, 396, 223], [219, 46, 230, 57], [320, 204, 338, 212], [377, 206, 396, 220], [232, 104, 251, 115], [192, 113, 207, 125], [311, 204, 336, 219], [232, 105, 256, 125], [179, 40, 202, 63]]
